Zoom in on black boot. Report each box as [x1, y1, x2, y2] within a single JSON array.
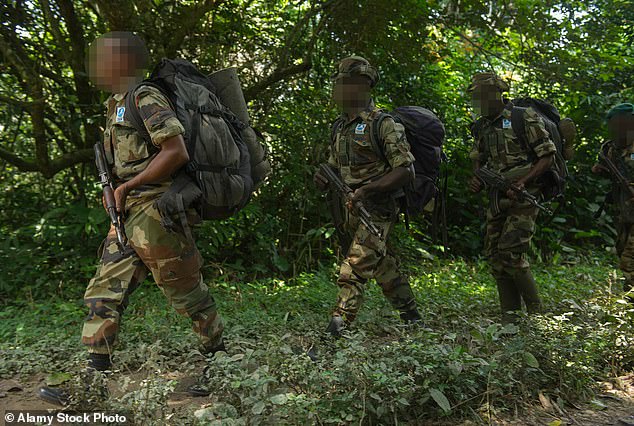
[[399, 308, 423, 324], [325, 315, 345, 338], [202, 339, 226, 357], [38, 365, 110, 407], [514, 269, 542, 314], [496, 276, 522, 324], [187, 339, 227, 397]]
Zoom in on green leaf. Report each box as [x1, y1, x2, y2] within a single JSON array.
[[589, 399, 608, 410], [45, 372, 72, 386], [429, 388, 451, 413], [270, 393, 288, 405], [523, 352, 539, 368], [251, 401, 266, 415]]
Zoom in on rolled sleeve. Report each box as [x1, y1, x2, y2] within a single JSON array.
[[135, 86, 185, 147], [380, 117, 415, 169], [524, 107, 556, 158]]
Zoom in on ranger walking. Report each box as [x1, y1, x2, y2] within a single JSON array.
[[314, 56, 422, 336], [38, 32, 225, 405], [592, 103, 634, 301], [468, 73, 556, 323]]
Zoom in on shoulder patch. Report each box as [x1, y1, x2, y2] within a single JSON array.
[[116, 106, 125, 123]]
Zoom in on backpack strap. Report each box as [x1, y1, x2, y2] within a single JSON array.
[[369, 111, 389, 166], [510, 106, 538, 162], [330, 117, 343, 144], [124, 81, 171, 146]]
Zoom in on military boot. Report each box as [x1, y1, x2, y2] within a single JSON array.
[[496, 276, 522, 324], [399, 308, 423, 324], [37, 353, 111, 406], [186, 339, 227, 397], [514, 269, 542, 314], [325, 315, 346, 338]]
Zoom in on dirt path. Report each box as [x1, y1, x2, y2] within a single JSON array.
[[1, 374, 633, 425]]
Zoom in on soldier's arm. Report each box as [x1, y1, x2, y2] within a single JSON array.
[[516, 154, 554, 188], [515, 107, 557, 187], [114, 136, 189, 212], [469, 128, 484, 193], [113, 86, 188, 212], [352, 117, 414, 201]]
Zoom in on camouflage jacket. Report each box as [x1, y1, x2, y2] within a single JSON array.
[[327, 100, 414, 189], [103, 85, 185, 208], [470, 104, 556, 181]]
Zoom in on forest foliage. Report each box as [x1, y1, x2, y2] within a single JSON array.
[[1, 0, 633, 299]]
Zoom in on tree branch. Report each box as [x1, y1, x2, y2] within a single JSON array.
[[0, 146, 94, 177], [244, 59, 312, 101]]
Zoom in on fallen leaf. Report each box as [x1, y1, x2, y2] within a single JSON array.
[[539, 391, 554, 412], [45, 372, 72, 387]]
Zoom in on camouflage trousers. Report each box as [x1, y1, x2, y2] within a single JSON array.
[[82, 198, 224, 355], [334, 210, 417, 323], [616, 222, 634, 295], [485, 194, 541, 316]]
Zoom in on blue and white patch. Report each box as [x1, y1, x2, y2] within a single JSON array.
[[502, 118, 512, 129], [116, 106, 125, 123], [630, 153, 634, 160], [355, 123, 367, 134]]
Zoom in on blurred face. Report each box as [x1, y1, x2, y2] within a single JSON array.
[[471, 85, 504, 118], [608, 114, 634, 147], [332, 76, 372, 110], [87, 36, 146, 93]]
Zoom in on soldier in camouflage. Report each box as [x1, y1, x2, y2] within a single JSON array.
[[314, 56, 422, 336], [592, 103, 634, 301], [468, 72, 556, 323], [38, 32, 224, 405]]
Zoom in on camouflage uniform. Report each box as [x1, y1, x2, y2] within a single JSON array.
[[82, 85, 224, 356], [470, 75, 556, 319], [600, 141, 634, 296], [327, 101, 418, 323]]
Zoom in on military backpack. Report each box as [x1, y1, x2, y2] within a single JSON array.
[[329, 106, 447, 245], [510, 97, 577, 201], [124, 58, 270, 230]]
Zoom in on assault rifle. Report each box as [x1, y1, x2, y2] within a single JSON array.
[[475, 167, 553, 216], [319, 164, 383, 240], [94, 142, 127, 253], [598, 142, 634, 200]]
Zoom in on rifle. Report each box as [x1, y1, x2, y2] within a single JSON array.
[[598, 142, 634, 200], [318, 164, 383, 240], [94, 142, 127, 253], [475, 166, 553, 216]]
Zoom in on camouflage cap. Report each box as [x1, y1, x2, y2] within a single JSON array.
[[331, 56, 379, 87], [606, 103, 634, 121], [468, 72, 510, 93]]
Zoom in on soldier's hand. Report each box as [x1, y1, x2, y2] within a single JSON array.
[[114, 183, 130, 214], [507, 181, 525, 200], [469, 176, 483, 193], [313, 170, 329, 191], [346, 187, 367, 211]]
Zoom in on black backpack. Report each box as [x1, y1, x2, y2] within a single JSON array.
[[370, 107, 447, 246], [124, 58, 269, 229], [510, 98, 571, 201]]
